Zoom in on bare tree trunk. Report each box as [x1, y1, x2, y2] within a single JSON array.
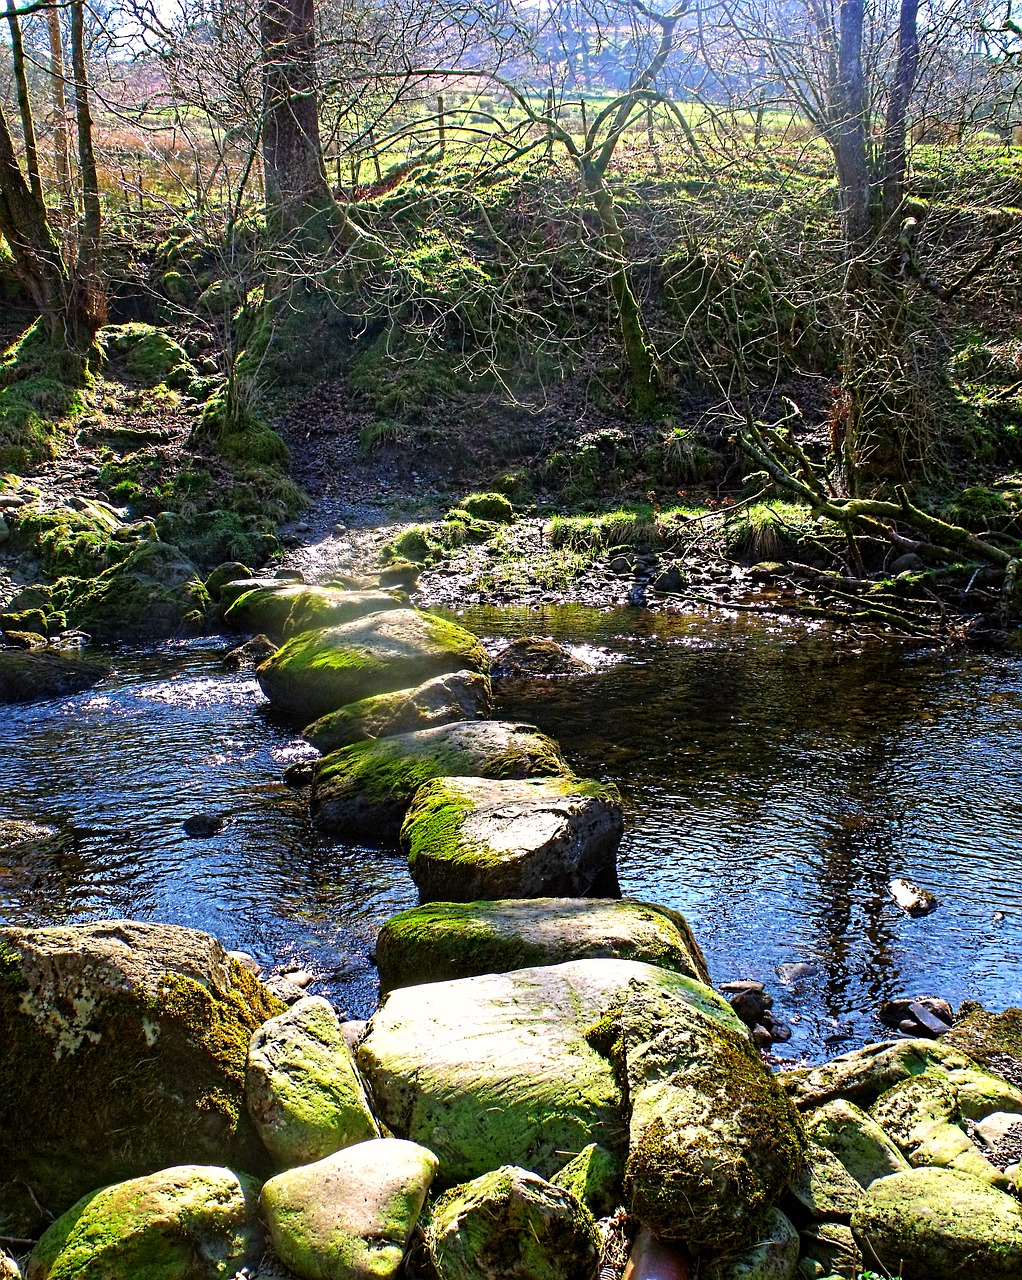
[[879, 0, 921, 219], [260, 0, 334, 242], [831, 0, 873, 249], [5, 0, 44, 207], [69, 0, 104, 341], [46, 4, 75, 242]]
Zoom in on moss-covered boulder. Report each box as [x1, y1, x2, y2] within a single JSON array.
[[23, 1165, 263, 1280], [491, 637, 592, 679], [868, 1070, 1013, 1188], [804, 1099, 910, 1188], [780, 1038, 978, 1112], [425, 1166, 599, 1280], [550, 1144, 622, 1218], [302, 671, 492, 753], [0, 920, 283, 1235], [457, 492, 515, 523], [402, 776, 621, 902], [0, 649, 107, 703], [786, 1144, 863, 1222], [357, 959, 804, 1251], [312, 722, 569, 843], [851, 1166, 1022, 1279], [257, 608, 488, 722], [261, 1139, 438, 1280], [51, 541, 202, 640], [701, 1207, 799, 1280], [796, 1221, 858, 1278], [944, 1002, 1022, 1082], [374, 897, 710, 992], [224, 584, 401, 641], [620, 974, 807, 1250], [246, 996, 380, 1169]]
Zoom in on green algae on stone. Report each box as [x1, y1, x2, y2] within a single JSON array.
[[796, 1221, 860, 1279], [456, 492, 516, 523], [786, 1144, 863, 1223], [944, 1002, 1022, 1081], [620, 979, 807, 1252], [868, 1071, 1011, 1188], [700, 1207, 799, 1280], [804, 1099, 909, 1189], [312, 722, 570, 844], [261, 1139, 438, 1280], [401, 776, 621, 901], [246, 996, 380, 1169], [780, 1039, 979, 1113], [303, 671, 492, 753], [257, 608, 488, 722], [851, 1166, 1022, 1280], [551, 1144, 622, 1218], [23, 1165, 263, 1280], [0, 921, 283, 1237], [224, 584, 401, 640], [425, 1166, 598, 1280], [374, 897, 710, 992]]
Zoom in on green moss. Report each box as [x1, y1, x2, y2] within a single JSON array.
[[457, 492, 515, 523], [381, 524, 440, 565], [0, 322, 92, 471], [944, 1003, 1022, 1078], [100, 323, 195, 390], [551, 1143, 623, 1217]]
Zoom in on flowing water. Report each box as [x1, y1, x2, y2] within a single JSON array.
[[2, 607, 1022, 1061]]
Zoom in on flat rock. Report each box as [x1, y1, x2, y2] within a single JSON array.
[[246, 996, 379, 1169], [374, 897, 711, 992], [302, 671, 492, 753], [257, 609, 488, 722], [403, 776, 622, 901], [312, 721, 569, 843], [24, 1165, 263, 1280], [851, 1166, 1022, 1279], [261, 1139, 438, 1280], [0, 650, 107, 704], [425, 1166, 599, 1280], [224, 584, 401, 640], [0, 920, 282, 1235], [357, 958, 804, 1252], [805, 1099, 911, 1187]]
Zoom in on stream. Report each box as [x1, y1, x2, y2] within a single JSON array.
[[2, 604, 1021, 1062]]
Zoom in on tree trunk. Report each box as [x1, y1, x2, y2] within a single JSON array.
[[879, 0, 921, 220], [47, 4, 75, 242], [260, 0, 334, 243], [68, 0, 104, 342], [830, 0, 872, 249]]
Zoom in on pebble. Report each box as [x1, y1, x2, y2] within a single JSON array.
[[776, 961, 820, 984], [228, 950, 263, 976], [889, 877, 940, 916]]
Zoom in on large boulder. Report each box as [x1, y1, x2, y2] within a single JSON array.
[[0, 920, 283, 1235], [425, 1166, 600, 1280], [302, 671, 492, 753], [224, 584, 401, 640], [256, 609, 488, 722], [356, 959, 805, 1252], [24, 1165, 263, 1280], [311, 722, 570, 843], [402, 776, 622, 902], [851, 1166, 1022, 1279], [0, 650, 107, 704], [245, 996, 379, 1169], [550, 1144, 622, 1219], [260, 1139, 438, 1280], [804, 1099, 910, 1188], [943, 1002, 1022, 1085], [374, 897, 711, 992]]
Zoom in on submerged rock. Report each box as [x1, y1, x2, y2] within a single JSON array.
[[312, 721, 569, 843], [425, 1166, 599, 1280], [357, 958, 804, 1252], [224, 583, 401, 640], [374, 897, 711, 991], [245, 996, 379, 1169], [0, 819, 66, 856], [804, 1098, 911, 1188], [0, 649, 107, 704], [490, 637, 591, 679], [302, 671, 492, 753], [261, 1139, 438, 1280], [403, 776, 622, 902], [222, 634, 277, 670], [24, 1165, 263, 1280], [851, 1166, 1022, 1279], [257, 608, 488, 722], [0, 920, 282, 1235]]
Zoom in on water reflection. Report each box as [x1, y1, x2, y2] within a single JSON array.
[[2, 613, 1021, 1059]]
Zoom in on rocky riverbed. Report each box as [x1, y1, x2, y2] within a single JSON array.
[[5, 577, 1022, 1280]]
